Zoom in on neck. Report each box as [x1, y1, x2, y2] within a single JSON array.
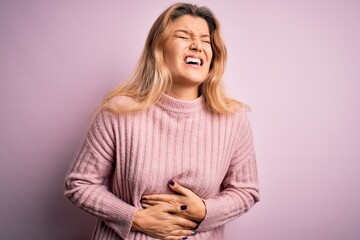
[[168, 86, 200, 100]]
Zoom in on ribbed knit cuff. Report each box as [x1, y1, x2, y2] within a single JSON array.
[[196, 198, 220, 232], [105, 203, 137, 239]]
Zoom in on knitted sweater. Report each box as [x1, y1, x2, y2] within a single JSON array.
[[64, 93, 260, 240]]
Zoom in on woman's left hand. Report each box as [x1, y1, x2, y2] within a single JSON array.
[[141, 180, 206, 222]]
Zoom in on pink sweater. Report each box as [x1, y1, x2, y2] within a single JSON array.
[[64, 93, 260, 240]]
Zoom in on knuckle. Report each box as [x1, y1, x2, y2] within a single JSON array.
[[160, 203, 170, 210], [189, 221, 198, 229]]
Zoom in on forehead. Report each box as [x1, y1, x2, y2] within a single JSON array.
[[171, 15, 210, 35]]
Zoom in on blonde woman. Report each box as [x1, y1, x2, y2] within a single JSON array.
[[64, 3, 260, 240]]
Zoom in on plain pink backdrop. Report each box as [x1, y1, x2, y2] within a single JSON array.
[[1, 0, 359, 239]]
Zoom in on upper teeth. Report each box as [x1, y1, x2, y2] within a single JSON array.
[[186, 57, 201, 65]]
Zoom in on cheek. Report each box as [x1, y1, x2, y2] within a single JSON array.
[[206, 49, 213, 67], [163, 49, 175, 68], [164, 43, 181, 66], [163, 46, 171, 61], [205, 45, 213, 59]]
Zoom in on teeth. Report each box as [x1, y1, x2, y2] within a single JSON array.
[[185, 57, 201, 65]]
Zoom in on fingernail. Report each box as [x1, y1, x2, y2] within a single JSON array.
[[169, 180, 175, 186], [180, 205, 187, 210], [182, 237, 187, 240], [191, 231, 197, 235]]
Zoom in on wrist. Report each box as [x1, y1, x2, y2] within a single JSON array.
[[131, 209, 144, 232], [194, 199, 206, 221]]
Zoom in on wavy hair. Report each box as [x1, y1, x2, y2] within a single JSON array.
[[100, 2, 247, 114]]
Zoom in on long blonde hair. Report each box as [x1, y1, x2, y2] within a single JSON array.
[[100, 3, 247, 114]]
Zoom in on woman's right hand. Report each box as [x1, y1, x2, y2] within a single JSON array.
[[131, 203, 198, 239]]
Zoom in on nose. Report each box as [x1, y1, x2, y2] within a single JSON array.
[[189, 39, 202, 52]]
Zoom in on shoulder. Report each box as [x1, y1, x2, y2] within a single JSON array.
[[234, 107, 251, 120], [218, 103, 250, 123], [234, 106, 252, 126], [233, 108, 254, 144], [106, 95, 137, 107], [221, 106, 253, 136], [88, 108, 118, 132]]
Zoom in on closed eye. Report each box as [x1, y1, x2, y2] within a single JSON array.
[[201, 37, 211, 44], [176, 35, 189, 40]]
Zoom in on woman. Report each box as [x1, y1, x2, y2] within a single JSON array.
[[64, 3, 260, 240]]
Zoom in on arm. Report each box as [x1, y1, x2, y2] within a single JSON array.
[[64, 110, 137, 239], [197, 111, 260, 231], [64, 109, 198, 239]]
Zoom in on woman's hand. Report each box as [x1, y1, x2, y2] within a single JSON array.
[[141, 180, 206, 222], [131, 203, 198, 239]]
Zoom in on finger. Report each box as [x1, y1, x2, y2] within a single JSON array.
[[141, 199, 169, 206], [159, 204, 198, 229], [160, 203, 187, 215], [163, 230, 197, 239], [163, 236, 190, 240], [168, 180, 193, 197], [163, 235, 190, 240], [163, 237, 186, 240], [142, 194, 181, 202], [171, 215, 198, 229], [140, 202, 152, 208]]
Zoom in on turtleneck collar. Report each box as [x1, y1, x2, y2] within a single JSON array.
[[157, 93, 206, 113]]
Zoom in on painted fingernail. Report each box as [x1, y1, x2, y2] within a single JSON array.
[[191, 231, 197, 235], [169, 180, 175, 186], [180, 205, 187, 210], [182, 237, 188, 240]]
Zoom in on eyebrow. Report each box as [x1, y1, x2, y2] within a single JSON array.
[[174, 29, 210, 38]]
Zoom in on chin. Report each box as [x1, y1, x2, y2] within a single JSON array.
[[185, 75, 207, 83], [185, 79, 206, 86], [173, 74, 207, 87]]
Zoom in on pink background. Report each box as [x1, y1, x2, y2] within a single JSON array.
[[1, 0, 360, 239]]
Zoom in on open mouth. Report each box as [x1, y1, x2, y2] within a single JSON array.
[[184, 56, 203, 66]]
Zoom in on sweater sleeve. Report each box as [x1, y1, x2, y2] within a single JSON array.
[[197, 111, 260, 231], [64, 110, 137, 239]]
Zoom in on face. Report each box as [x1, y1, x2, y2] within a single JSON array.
[[163, 15, 213, 91]]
